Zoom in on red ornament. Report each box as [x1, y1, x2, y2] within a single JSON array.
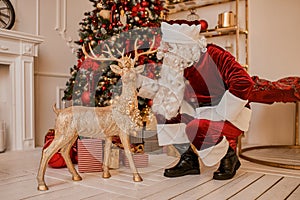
[[141, 1, 149, 7], [81, 58, 99, 71], [138, 40, 144, 45], [147, 99, 153, 107], [132, 6, 139, 12], [199, 19, 208, 32], [81, 91, 90, 105]]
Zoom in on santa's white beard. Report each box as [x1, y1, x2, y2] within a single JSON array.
[[152, 42, 204, 119], [152, 64, 185, 119]]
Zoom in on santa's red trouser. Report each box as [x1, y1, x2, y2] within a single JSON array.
[[156, 113, 243, 151], [186, 119, 242, 151]]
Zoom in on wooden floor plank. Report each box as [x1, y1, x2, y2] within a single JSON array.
[[0, 176, 72, 200], [199, 172, 264, 200], [240, 161, 300, 178], [1, 148, 300, 199], [0, 174, 35, 186], [286, 184, 300, 200], [134, 173, 208, 199], [22, 185, 105, 200], [257, 177, 300, 200], [81, 193, 139, 200], [170, 171, 246, 200], [143, 170, 212, 200], [229, 174, 283, 200]]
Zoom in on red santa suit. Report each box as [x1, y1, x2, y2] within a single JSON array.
[[138, 21, 254, 167], [153, 43, 253, 166], [187, 43, 254, 146]]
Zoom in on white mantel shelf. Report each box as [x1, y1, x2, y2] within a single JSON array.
[[0, 29, 44, 57], [0, 28, 44, 43], [0, 29, 44, 150]]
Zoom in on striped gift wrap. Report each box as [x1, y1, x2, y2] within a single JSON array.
[[77, 138, 103, 173], [121, 150, 149, 168]]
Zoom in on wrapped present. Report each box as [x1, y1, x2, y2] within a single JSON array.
[[77, 138, 103, 173], [121, 150, 149, 168], [109, 148, 120, 169], [43, 129, 78, 168]]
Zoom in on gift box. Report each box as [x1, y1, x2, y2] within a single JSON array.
[[121, 150, 149, 168], [129, 130, 162, 153], [109, 148, 120, 169], [77, 138, 103, 173], [43, 129, 78, 168]]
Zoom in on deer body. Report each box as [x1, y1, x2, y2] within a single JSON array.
[[37, 38, 157, 191]]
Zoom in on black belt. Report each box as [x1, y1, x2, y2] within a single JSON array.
[[187, 100, 220, 109], [198, 102, 212, 107]]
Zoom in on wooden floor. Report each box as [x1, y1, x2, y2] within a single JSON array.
[[0, 148, 300, 200]]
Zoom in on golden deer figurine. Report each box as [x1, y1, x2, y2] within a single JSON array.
[[37, 38, 157, 191]]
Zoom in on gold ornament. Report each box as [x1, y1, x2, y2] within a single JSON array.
[[120, 9, 127, 26], [99, 10, 111, 20], [97, 3, 103, 9]]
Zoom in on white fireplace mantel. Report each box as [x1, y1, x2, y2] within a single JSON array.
[[0, 29, 43, 150]]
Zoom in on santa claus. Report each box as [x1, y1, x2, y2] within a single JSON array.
[[137, 20, 254, 180]]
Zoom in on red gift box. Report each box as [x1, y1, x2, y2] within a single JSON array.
[[43, 129, 78, 168], [77, 138, 103, 173], [121, 150, 149, 168]]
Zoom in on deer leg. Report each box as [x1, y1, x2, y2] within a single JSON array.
[[119, 133, 143, 182], [102, 137, 112, 179], [37, 135, 66, 191], [60, 135, 82, 181]]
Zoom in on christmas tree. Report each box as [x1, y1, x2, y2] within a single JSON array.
[[62, 0, 166, 110]]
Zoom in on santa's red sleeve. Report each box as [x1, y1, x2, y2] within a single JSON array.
[[204, 44, 254, 131], [208, 44, 254, 101]]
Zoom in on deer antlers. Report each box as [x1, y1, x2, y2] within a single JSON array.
[[133, 37, 157, 64], [82, 37, 157, 69]]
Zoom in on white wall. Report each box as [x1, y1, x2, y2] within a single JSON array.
[[35, 0, 92, 146], [7, 0, 300, 147], [247, 0, 300, 145], [9, 0, 92, 146]]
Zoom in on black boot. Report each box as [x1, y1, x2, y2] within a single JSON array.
[[164, 146, 200, 178], [213, 146, 241, 180]]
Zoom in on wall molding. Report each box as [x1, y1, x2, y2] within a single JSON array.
[[55, 0, 78, 54], [56, 86, 72, 109], [34, 71, 69, 78]]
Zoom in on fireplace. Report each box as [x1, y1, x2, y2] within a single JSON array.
[[0, 29, 43, 150]]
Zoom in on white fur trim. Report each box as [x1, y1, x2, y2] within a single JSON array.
[[161, 22, 201, 44], [195, 105, 225, 121], [230, 107, 252, 131], [195, 90, 252, 131], [137, 75, 159, 99], [180, 100, 196, 116], [156, 123, 190, 146], [197, 136, 229, 166], [216, 90, 248, 121]]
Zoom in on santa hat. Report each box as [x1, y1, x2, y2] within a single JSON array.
[[161, 20, 201, 44]]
